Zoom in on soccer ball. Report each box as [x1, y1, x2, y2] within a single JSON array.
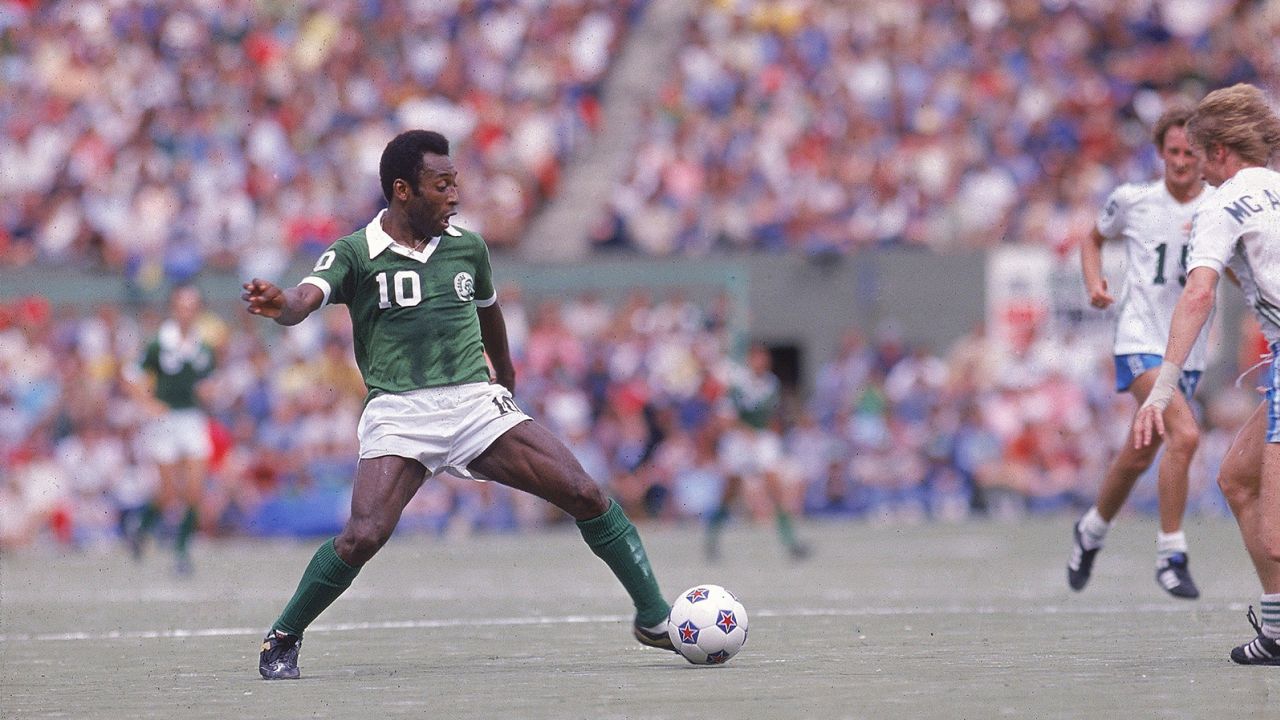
[[666, 584, 748, 665]]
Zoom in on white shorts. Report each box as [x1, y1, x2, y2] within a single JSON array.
[[718, 427, 783, 477], [357, 382, 531, 478], [141, 408, 212, 464]]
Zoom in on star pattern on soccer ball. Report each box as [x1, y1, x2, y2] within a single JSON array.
[[707, 650, 731, 664], [715, 609, 737, 634], [677, 620, 700, 644], [686, 587, 710, 603]]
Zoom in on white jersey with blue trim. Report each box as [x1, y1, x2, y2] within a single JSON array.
[[1187, 166, 1280, 344], [1096, 179, 1211, 370]]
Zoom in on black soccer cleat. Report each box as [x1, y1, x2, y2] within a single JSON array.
[[633, 619, 678, 653], [1231, 606, 1280, 666], [1067, 521, 1100, 592], [788, 542, 812, 561], [1155, 552, 1199, 599], [259, 629, 302, 679], [121, 514, 145, 561]]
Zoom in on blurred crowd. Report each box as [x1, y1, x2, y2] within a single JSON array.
[[0, 289, 1257, 550], [1, 0, 642, 279], [5, 1, 1279, 275], [594, 0, 1280, 255]]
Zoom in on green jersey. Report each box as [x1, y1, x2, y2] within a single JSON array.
[[301, 211, 497, 399], [141, 321, 216, 410]]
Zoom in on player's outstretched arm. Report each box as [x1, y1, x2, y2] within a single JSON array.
[[1080, 227, 1114, 309], [241, 279, 324, 326]]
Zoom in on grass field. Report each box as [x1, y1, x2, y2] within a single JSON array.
[[3, 515, 1279, 719]]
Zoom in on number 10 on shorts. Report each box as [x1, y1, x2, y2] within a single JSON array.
[[491, 395, 520, 415]]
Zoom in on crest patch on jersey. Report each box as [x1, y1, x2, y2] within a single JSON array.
[[453, 272, 475, 302]]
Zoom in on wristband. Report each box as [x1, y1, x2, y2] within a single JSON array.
[[1141, 361, 1182, 412]]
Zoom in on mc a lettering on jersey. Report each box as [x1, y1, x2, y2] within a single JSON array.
[[1223, 189, 1280, 223]]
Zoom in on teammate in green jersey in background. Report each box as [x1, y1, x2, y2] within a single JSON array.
[[243, 130, 674, 680], [707, 343, 811, 561], [125, 284, 216, 575]]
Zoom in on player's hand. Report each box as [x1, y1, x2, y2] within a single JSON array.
[[491, 371, 516, 395], [1132, 403, 1165, 449], [1086, 278, 1113, 309], [242, 279, 285, 319]]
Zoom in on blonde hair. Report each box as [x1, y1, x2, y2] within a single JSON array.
[[1187, 83, 1280, 166]]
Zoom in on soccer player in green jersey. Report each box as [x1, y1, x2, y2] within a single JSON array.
[[124, 284, 216, 575], [706, 343, 811, 561], [243, 130, 674, 679]]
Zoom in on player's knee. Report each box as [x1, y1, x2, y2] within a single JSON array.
[[560, 474, 607, 519], [1164, 420, 1200, 457], [1116, 446, 1157, 476], [1217, 469, 1254, 509], [337, 519, 394, 566]]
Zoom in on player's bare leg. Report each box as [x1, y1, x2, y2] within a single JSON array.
[[469, 420, 608, 520], [333, 456, 429, 565], [1154, 397, 1198, 534], [706, 474, 743, 561], [763, 470, 809, 560], [1218, 405, 1279, 591], [1093, 371, 1163, 522], [261, 456, 426, 679], [472, 421, 673, 647], [173, 456, 207, 575], [469, 420, 673, 650], [1071, 368, 1200, 596], [1150, 390, 1200, 597], [1259, 444, 1280, 573], [1220, 405, 1280, 664], [130, 461, 181, 560]]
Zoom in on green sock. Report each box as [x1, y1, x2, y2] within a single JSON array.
[[706, 505, 729, 554], [708, 505, 729, 531], [775, 509, 798, 548], [138, 503, 161, 537], [577, 500, 670, 627], [175, 506, 197, 556], [272, 538, 361, 637]]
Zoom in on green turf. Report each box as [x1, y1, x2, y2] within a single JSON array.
[[2, 516, 1278, 719]]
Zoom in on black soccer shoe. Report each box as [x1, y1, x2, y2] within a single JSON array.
[[633, 619, 677, 653], [259, 629, 302, 679], [1155, 552, 1199, 599], [788, 541, 813, 561], [1067, 521, 1100, 592], [1231, 606, 1280, 666]]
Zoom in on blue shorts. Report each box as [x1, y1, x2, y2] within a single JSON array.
[[1267, 342, 1280, 443], [1114, 354, 1201, 399]]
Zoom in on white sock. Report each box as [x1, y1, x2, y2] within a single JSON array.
[[1077, 507, 1110, 550], [1156, 530, 1188, 563], [1261, 593, 1280, 640]]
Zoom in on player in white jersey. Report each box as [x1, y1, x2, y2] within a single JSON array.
[[1067, 106, 1210, 599], [1133, 83, 1280, 664]]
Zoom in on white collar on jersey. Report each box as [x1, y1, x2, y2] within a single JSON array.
[[364, 209, 462, 261], [158, 319, 202, 356]]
